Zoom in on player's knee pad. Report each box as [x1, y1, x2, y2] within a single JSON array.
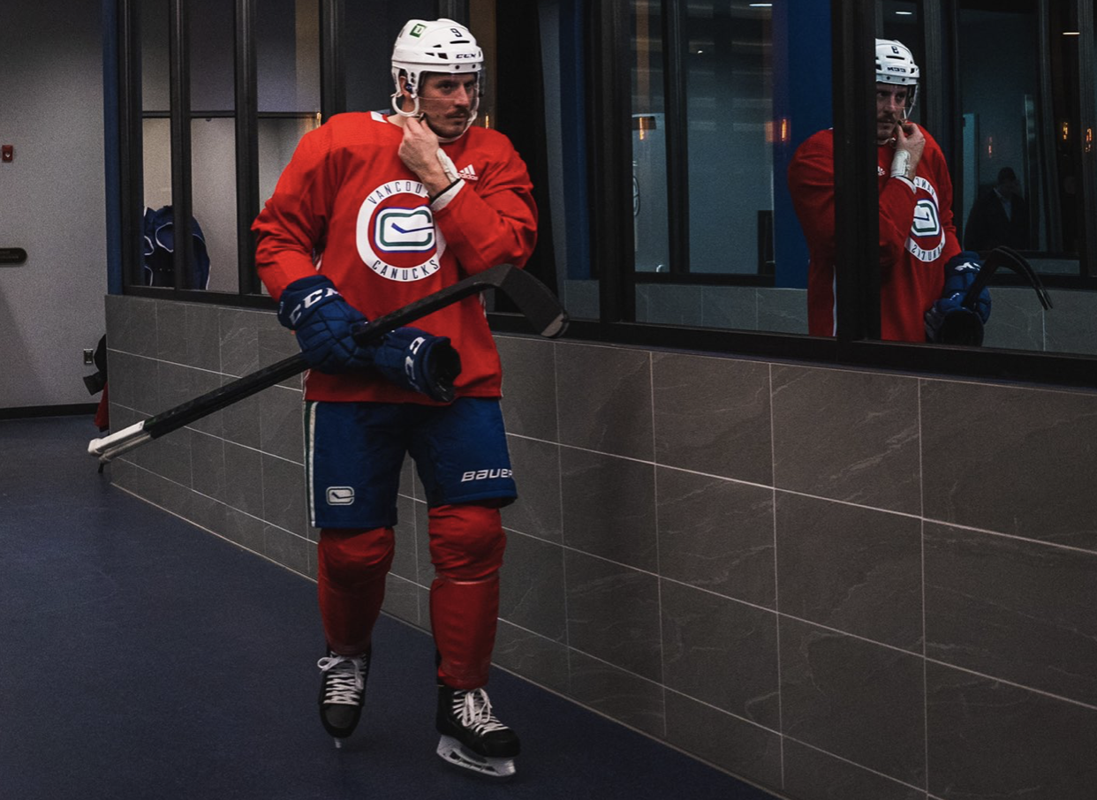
[[317, 526, 395, 589], [427, 503, 505, 581]]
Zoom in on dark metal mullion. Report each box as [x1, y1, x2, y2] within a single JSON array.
[[319, 0, 345, 120], [662, 0, 690, 275], [235, 0, 260, 294], [831, 0, 879, 343], [1036, 0, 1062, 253], [1076, 0, 1097, 277], [591, 0, 634, 323], [117, 0, 145, 289], [169, 0, 194, 290]]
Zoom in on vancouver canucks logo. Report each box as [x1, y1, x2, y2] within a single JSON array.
[[906, 177, 945, 263], [356, 179, 447, 282]]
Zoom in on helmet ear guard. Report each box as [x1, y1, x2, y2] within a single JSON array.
[[390, 18, 483, 132], [875, 38, 920, 117]]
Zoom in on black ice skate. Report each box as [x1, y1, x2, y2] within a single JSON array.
[[435, 685, 520, 779], [317, 648, 370, 747]]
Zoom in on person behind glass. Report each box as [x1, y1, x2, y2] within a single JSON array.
[[788, 39, 991, 343], [963, 166, 1030, 251], [252, 18, 537, 779]]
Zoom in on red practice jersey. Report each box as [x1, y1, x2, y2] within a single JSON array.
[[254, 111, 537, 403], [788, 127, 960, 341]]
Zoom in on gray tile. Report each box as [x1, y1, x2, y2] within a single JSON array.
[[390, 494, 419, 581], [556, 343, 653, 460], [108, 296, 158, 357], [186, 367, 224, 438], [660, 580, 780, 727], [492, 621, 570, 694], [656, 467, 775, 606], [496, 335, 558, 441], [652, 353, 772, 483], [921, 380, 1097, 549], [185, 303, 221, 370], [772, 365, 921, 514], [926, 662, 1097, 800], [155, 301, 188, 364], [261, 454, 307, 536], [1044, 286, 1097, 355], [776, 493, 923, 650], [221, 381, 263, 449], [221, 507, 266, 553], [156, 360, 193, 415], [259, 384, 303, 463], [502, 435, 561, 543], [258, 312, 302, 389], [564, 551, 662, 681], [700, 285, 757, 330], [190, 430, 226, 503], [780, 617, 926, 787], [567, 649, 665, 738], [219, 307, 260, 377], [223, 442, 263, 517], [183, 489, 228, 538], [414, 499, 433, 588], [498, 532, 566, 642], [981, 286, 1045, 351], [381, 573, 421, 627], [151, 425, 192, 489], [128, 355, 160, 416], [757, 287, 809, 334], [635, 283, 705, 326], [264, 524, 310, 576], [104, 350, 136, 409], [925, 522, 1097, 706], [783, 739, 924, 800], [561, 448, 657, 571], [665, 692, 782, 792]]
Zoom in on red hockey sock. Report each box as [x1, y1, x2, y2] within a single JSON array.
[[428, 504, 506, 689], [317, 527, 394, 655]]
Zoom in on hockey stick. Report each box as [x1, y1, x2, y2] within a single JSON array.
[[89, 264, 568, 462], [964, 246, 1052, 311]]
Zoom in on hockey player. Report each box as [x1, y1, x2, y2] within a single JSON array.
[[252, 18, 536, 779], [788, 38, 990, 343]]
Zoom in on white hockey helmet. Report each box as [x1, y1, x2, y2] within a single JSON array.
[[390, 18, 482, 124], [875, 38, 919, 114]]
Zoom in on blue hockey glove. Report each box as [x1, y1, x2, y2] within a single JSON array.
[[369, 326, 462, 402], [924, 251, 992, 346], [277, 275, 373, 373]]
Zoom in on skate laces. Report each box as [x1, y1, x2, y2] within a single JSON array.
[[317, 653, 365, 705], [453, 688, 508, 735]]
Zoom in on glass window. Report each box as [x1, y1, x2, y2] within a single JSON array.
[[954, 0, 1096, 355], [627, 0, 826, 334]]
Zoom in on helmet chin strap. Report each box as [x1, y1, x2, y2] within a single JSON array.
[[389, 91, 479, 143]]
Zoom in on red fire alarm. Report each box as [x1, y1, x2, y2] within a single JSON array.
[[1, 145, 12, 163]]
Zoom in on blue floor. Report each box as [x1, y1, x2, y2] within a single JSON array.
[[0, 415, 783, 800]]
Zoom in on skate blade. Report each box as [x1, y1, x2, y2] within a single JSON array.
[[436, 735, 516, 780]]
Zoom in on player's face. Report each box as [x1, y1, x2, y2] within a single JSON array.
[[415, 73, 479, 139], [876, 83, 909, 143]]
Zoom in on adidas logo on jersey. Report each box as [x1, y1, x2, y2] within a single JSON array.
[[458, 164, 479, 182]]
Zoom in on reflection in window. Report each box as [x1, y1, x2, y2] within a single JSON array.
[[955, 1, 1097, 355], [630, 1, 787, 331]]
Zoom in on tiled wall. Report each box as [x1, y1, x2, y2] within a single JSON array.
[[567, 281, 1097, 354], [105, 294, 1097, 800]]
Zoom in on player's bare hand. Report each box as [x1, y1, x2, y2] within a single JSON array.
[[894, 122, 925, 172], [398, 115, 443, 180]]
